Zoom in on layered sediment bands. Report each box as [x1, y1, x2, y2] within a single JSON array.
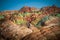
[[0, 20, 32, 40], [45, 17, 60, 26], [22, 25, 60, 40], [0, 6, 60, 40]]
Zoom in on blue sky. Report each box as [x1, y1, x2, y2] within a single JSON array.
[[0, 0, 60, 11]]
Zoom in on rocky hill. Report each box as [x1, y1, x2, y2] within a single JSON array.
[[0, 5, 60, 40]]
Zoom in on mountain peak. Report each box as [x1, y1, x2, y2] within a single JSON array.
[[19, 6, 38, 13]]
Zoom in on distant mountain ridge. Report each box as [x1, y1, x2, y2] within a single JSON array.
[[0, 5, 60, 14]]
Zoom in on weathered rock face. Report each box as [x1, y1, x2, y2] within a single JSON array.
[[19, 6, 37, 13], [40, 5, 60, 14], [29, 24, 40, 33], [0, 20, 32, 40], [19, 6, 31, 13], [0, 6, 60, 40], [22, 25, 60, 40], [45, 16, 60, 26]]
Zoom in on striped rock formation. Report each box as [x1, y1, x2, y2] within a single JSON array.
[[0, 20, 32, 40], [22, 24, 60, 40]]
